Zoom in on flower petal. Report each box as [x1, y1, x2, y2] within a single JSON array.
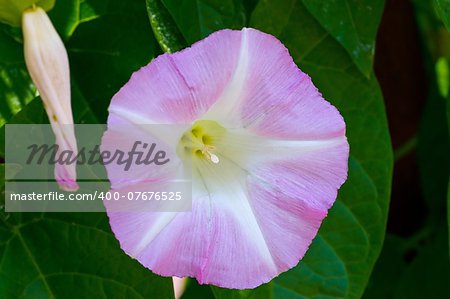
[[106, 196, 209, 280], [204, 28, 345, 139], [108, 29, 242, 125], [251, 140, 349, 210], [107, 169, 280, 288], [110, 28, 344, 140]]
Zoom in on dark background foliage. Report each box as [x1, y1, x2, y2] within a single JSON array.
[[364, 0, 450, 297]]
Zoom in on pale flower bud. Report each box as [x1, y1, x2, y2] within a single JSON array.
[[22, 6, 78, 191]]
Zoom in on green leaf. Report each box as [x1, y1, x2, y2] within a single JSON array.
[[0, 212, 174, 298], [0, 24, 36, 127], [161, 0, 246, 43], [181, 279, 215, 299], [0, 81, 97, 156], [0, 65, 36, 127], [67, 0, 159, 122], [435, 0, 450, 31], [301, 0, 384, 77], [1, 96, 45, 125], [211, 283, 273, 299], [251, 0, 392, 298], [0, 0, 55, 26], [146, 0, 187, 53], [362, 235, 408, 299], [48, 0, 108, 40], [71, 80, 99, 124]]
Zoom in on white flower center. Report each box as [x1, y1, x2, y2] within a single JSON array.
[[178, 119, 226, 165]]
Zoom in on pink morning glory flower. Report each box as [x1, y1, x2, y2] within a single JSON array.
[[102, 28, 349, 289]]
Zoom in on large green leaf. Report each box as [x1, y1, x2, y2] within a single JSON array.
[[67, 0, 159, 123], [249, 0, 392, 298], [361, 235, 408, 299], [0, 212, 174, 298], [161, 0, 246, 43], [301, 0, 384, 77]]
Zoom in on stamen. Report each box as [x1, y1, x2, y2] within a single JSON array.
[[202, 145, 220, 164], [177, 120, 225, 164], [210, 153, 220, 164]]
